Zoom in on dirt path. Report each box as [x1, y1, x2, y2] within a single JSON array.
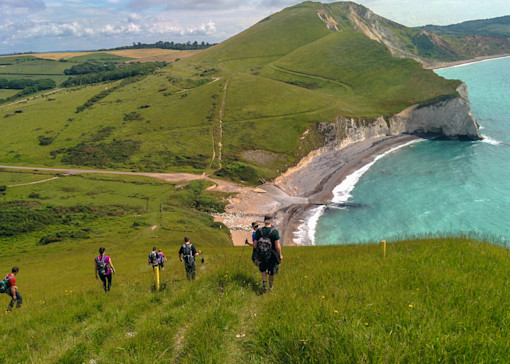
[[7, 176, 62, 187], [217, 77, 229, 169]]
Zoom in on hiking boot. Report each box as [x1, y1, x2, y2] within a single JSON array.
[[16, 304, 22, 309], [262, 281, 267, 291], [269, 283, 273, 291]]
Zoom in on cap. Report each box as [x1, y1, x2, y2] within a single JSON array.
[[251, 222, 259, 228], [264, 216, 272, 222]]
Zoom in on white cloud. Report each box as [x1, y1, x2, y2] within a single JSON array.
[[0, 0, 46, 9]]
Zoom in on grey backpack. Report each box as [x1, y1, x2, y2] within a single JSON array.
[[182, 244, 195, 265]]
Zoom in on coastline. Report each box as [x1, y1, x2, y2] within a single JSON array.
[[425, 53, 510, 70], [212, 134, 420, 246], [276, 134, 420, 246], [214, 54, 497, 247]]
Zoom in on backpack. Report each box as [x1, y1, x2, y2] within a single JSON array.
[[149, 251, 158, 265], [256, 228, 275, 263], [182, 244, 195, 265], [0, 275, 12, 294], [96, 256, 108, 275]]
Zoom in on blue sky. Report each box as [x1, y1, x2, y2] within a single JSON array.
[[0, 0, 509, 54]]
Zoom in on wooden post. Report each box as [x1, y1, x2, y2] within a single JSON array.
[[381, 240, 386, 259]]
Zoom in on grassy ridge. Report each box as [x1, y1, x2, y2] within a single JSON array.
[[0, 238, 508, 362]]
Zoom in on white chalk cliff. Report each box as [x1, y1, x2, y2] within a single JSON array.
[[321, 83, 480, 148]]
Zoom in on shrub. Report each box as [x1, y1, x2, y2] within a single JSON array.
[[38, 135, 55, 146], [214, 161, 259, 184]]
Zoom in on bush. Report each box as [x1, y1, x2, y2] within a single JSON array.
[[214, 161, 259, 184], [38, 135, 55, 146]]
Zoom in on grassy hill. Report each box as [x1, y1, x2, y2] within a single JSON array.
[[420, 15, 510, 38], [0, 237, 508, 362], [0, 1, 463, 182]]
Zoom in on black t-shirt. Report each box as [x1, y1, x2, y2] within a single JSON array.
[[179, 243, 197, 256], [254, 226, 280, 250]]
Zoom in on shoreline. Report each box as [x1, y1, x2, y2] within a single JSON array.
[[212, 134, 420, 246], [276, 134, 420, 246], [425, 53, 510, 70], [216, 54, 500, 246]]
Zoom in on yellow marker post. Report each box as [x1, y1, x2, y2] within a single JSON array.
[[154, 266, 160, 292], [381, 240, 386, 259]]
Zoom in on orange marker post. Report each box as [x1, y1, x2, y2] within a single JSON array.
[[381, 240, 386, 258]]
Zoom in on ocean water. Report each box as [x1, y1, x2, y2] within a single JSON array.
[[306, 56, 510, 246]]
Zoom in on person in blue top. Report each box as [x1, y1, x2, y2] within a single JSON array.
[[95, 247, 116, 293]]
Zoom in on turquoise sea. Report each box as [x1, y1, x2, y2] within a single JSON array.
[[309, 56, 510, 246]]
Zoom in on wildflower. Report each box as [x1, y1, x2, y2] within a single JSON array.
[[321, 296, 325, 299], [365, 322, 369, 326], [334, 310, 339, 314], [409, 304, 414, 308], [304, 276, 308, 278]]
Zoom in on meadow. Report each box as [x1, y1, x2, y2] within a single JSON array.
[[1, 235, 508, 362]]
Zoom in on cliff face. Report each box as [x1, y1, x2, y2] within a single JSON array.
[[320, 83, 480, 148]]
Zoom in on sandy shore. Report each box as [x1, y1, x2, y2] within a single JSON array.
[[211, 134, 420, 246]]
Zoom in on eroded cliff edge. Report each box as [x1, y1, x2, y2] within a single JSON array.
[[321, 83, 480, 148]]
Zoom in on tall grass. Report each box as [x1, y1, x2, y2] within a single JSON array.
[[0, 237, 508, 362]]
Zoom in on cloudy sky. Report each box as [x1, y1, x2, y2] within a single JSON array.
[[1, 0, 509, 54]]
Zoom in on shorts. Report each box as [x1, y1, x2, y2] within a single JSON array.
[[258, 259, 279, 275]]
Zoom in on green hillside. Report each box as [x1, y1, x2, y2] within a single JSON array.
[[420, 15, 510, 37], [0, 1, 463, 181], [1, 237, 508, 362]]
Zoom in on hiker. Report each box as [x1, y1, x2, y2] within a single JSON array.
[[148, 247, 159, 270], [2, 267, 22, 312], [178, 237, 201, 280], [253, 215, 283, 291], [95, 247, 116, 292], [245, 222, 261, 265], [158, 249, 167, 271]]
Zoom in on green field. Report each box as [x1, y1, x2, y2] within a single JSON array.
[[0, 169, 230, 251], [0, 235, 508, 362]]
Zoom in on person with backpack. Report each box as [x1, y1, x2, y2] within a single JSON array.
[[178, 237, 201, 280], [95, 247, 116, 293], [158, 249, 167, 271], [245, 222, 261, 266], [148, 247, 159, 270], [253, 216, 283, 291], [2, 267, 22, 312]]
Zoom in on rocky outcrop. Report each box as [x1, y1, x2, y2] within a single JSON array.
[[319, 83, 480, 148]]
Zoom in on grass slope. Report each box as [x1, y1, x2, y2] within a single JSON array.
[[0, 238, 508, 362], [0, 2, 466, 180]]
